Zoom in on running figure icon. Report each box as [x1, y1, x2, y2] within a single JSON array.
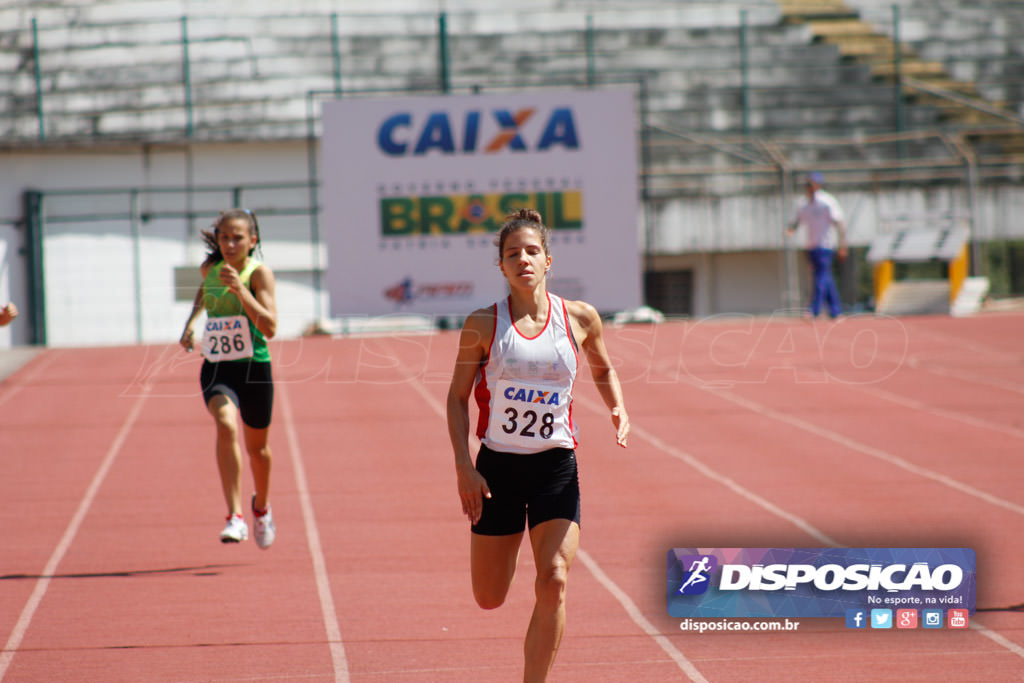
[[678, 556, 713, 594]]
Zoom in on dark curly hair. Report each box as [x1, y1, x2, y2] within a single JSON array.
[[200, 209, 261, 267]]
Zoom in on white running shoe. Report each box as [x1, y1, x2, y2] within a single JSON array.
[[252, 496, 276, 550], [220, 514, 249, 543]]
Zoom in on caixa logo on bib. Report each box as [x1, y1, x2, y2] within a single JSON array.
[[666, 548, 976, 619]]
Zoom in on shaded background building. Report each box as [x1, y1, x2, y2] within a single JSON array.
[[1, 0, 1022, 347]]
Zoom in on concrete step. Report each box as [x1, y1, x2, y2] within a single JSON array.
[[877, 280, 950, 316], [951, 276, 990, 317]]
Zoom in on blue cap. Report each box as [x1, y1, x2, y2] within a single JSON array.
[[807, 171, 824, 185]]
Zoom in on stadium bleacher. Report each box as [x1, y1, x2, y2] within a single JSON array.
[[3, 0, 1020, 144], [1, 1, 1022, 346]]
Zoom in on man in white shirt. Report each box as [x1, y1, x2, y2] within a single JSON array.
[[786, 172, 847, 318]]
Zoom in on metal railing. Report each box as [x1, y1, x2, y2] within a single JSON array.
[[5, 4, 1021, 145]]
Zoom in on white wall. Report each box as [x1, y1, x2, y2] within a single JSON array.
[[0, 141, 323, 348], [648, 250, 789, 318], [2, 139, 1021, 348]]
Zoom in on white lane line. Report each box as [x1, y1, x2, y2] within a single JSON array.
[[617, 341, 1024, 518], [575, 548, 709, 682], [971, 621, 1024, 658], [402, 374, 708, 682], [0, 349, 60, 409], [575, 392, 1024, 663], [277, 381, 350, 683], [0, 383, 150, 681], [710, 388, 1024, 517], [905, 355, 1024, 397], [604, 341, 1024, 661], [855, 382, 1024, 440], [574, 394, 842, 547]]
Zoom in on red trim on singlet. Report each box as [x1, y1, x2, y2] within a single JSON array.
[[473, 304, 498, 440], [508, 292, 553, 340]]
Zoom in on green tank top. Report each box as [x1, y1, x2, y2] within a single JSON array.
[[203, 259, 271, 362]]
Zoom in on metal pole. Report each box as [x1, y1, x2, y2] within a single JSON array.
[[638, 77, 654, 305], [892, 5, 905, 134], [331, 12, 342, 97], [306, 93, 323, 321], [31, 18, 45, 141], [952, 135, 983, 276], [22, 190, 46, 345], [783, 169, 799, 310], [181, 16, 194, 138], [438, 12, 450, 94], [740, 9, 749, 136], [966, 159, 981, 277], [130, 190, 143, 344], [585, 15, 596, 87]]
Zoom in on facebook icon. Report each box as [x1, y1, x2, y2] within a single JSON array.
[[845, 609, 867, 629]]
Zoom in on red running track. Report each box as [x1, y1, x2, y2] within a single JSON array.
[[1, 311, 1023, 681]]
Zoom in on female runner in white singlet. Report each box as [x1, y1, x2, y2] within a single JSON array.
[[447, 208, 630, 682]]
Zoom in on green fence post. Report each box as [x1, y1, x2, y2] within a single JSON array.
[[638, 77, 654, 305], [182, 16, 194, 138], [438, 12, 450, 94], [22, 190, 46, 345], [585, 15, 596, 87], [331, 12, 343, 97], [31, 18, 45, 141], [893, 4, 905, 133], [306, 92, 323, 321], [130, 190, 143, 343], [740, 9, 749, 136]]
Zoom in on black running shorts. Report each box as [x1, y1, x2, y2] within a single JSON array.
[[199, 359, 274, 429], [471, 444, 580, 536]]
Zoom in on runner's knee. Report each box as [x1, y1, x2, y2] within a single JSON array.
[[534, 563, 569, 608]]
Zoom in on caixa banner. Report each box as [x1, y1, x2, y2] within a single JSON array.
[[667, 548, 975, 618]]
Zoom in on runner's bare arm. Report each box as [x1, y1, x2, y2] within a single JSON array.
[[223, 263, 278, 339], [179, 263, 211, 351], [447, 308, 495, 523], [568, 300, 629, 447]]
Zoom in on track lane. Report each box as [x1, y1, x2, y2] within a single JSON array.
[[3, 314, 1022, 681]]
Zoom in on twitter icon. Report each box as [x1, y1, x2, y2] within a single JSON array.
[[871, 609, 892, 629]]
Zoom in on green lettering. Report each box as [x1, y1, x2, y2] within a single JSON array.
[[380, 198, 416, 236], [420, 196, 456, 234]]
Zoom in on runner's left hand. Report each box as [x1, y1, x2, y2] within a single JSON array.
[[611, 407, 629, 448]]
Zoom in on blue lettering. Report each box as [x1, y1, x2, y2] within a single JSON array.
[[205, 318, 244, 331], [413, 112, 456, 155], [503, 386, 562, 404], [378, 113, 411, 155], [377, 108, 580, 156], [537, 108, 579, 150], [463, 111, 480, 152]]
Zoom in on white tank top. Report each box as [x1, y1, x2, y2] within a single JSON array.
[[475, 292, 579, 454]]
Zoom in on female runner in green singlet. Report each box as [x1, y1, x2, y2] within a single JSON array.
[[180, 209, 277, 548]]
